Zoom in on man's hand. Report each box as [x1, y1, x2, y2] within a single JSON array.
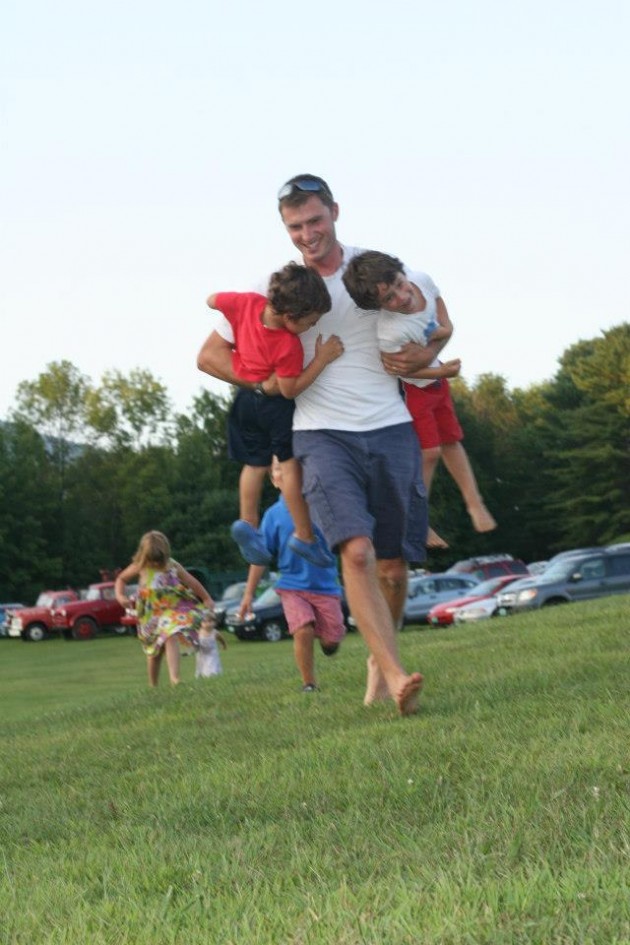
[[381, 341, 438, 377]]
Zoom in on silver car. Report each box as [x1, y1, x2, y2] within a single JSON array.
[[496, 547, 630, 614], [403, 574, 480, 625]]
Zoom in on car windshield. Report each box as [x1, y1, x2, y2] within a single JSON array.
[[222, 582, 247, 600], [254, 587, 280, 607], [36, 593, 55, 607], [536, 559, 581, 581], [467, 577, 508, 597]]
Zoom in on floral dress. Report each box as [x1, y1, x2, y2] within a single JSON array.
[[136, 563, 210, 657]]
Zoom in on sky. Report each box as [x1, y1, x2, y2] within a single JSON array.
[[2, 0, 629, 420]]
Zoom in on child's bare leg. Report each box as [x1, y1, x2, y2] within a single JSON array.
[[239, 465, 270, 526], [164, 636, 181, 685], [422, 446, 442, 495], [279, 458, 315, 543], [440, 442, 497, 532], [147, 652, 162, 687], [421, 446, 449, 547], [292, 623, 316, 688]]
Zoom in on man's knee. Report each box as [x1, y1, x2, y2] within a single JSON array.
[[340, 537, 376, 574]]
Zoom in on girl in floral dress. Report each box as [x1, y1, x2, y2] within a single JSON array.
[[115, 531, 216, 687]]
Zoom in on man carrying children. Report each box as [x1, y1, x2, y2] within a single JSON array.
[[198, 174, 447, 715]]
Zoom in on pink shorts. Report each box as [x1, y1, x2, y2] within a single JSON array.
[[404, 378, 463, 450], [277, 590, 346, 644]]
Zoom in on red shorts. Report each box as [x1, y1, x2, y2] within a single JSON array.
[[277, 590, 346, 645], [404, 378, 463, 450]]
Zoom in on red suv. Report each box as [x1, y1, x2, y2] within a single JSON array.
[[446, 554, 529, 581]]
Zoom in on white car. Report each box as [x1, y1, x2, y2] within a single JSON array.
[[453, 595, 499, 624]]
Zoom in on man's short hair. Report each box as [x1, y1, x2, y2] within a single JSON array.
[[342, 251, 405, 310], [277, 174, 335, 212], [267, 261, 331, 320]]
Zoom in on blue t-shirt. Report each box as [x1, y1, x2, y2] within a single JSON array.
[[260, 496, 341, 595]]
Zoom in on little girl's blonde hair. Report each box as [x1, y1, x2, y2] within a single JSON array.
[[132, 531, 171, 570]]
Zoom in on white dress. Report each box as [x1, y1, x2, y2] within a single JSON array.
[[195, 631, 223, 677]]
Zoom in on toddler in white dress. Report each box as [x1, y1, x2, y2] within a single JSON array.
[[195, 625, 227, 678]]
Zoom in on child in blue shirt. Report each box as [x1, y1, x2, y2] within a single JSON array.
[[237, 457, 346, 691]]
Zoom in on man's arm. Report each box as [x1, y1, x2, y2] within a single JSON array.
[[197, 330, 240, 385], [381, 297, 452, 378], [197, 331, 280, 395]]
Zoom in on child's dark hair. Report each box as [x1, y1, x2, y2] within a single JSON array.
[[267, 261, 331, 322], [342, 251, 405, 310]]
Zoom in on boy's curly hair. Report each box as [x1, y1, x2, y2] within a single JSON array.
[[267, 261, 331, 322], [342, 251, 405, 310]]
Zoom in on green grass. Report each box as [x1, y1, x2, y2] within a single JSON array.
[[1, 598, 629, 945]]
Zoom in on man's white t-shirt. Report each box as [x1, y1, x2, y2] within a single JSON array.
[[377, 270, 442, 390], [215, 245, 411, 432]]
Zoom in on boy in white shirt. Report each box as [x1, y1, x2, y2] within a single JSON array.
[[343, 250, 496, 539]]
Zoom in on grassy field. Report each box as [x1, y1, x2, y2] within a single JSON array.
[[1, 597, 628, 945]]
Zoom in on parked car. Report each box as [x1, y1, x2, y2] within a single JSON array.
[[495, 546, 630, 614], [403, 573, 480, 625], [213, 577, 275, 628], [446, 554, 529, 581], [454, 594, 506, 624], [8, 590, 80, 641], [427, 575, 520, 627], [225, 586, 290, 642], [49, 582, 128, 640], [0, 603, 25, 637]]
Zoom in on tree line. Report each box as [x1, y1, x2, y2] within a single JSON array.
[[1, 324, 628, 602]]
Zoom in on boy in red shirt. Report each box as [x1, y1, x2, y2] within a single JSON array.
[[207, 261, 343, 568]]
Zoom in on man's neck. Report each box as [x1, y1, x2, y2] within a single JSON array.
[[306, 242, 344, 278]]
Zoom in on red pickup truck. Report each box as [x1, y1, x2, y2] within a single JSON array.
[[9, 590, 80, 642], [50, 582, 130, 640]]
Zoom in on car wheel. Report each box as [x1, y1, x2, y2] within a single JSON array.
[[261, 620, 284, 643], [72, 617, 97, 641], [112, 624, 128, 635], [24, 623, 47, 643]]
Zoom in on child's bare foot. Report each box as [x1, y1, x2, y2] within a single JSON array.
[[468, 504, 497, 533], [394, 672, 424, 716], [426, 526, 449, 549], [364, 657, 390, 705]]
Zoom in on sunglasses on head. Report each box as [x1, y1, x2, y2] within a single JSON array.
[[277, 177, 332, 201]]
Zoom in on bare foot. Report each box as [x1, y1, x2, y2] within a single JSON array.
[[426, 526, 449, 549], [468, 504, 497, 533], [364, 656, 391, 705], [394, 672, 424, 716]]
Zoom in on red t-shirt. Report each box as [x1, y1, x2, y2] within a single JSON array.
[[214, 292, 304, 382]]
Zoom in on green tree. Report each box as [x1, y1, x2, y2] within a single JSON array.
[[86, 368, 172, 450], [11, 361, 92, 583], [541, 324, 630, 546], [0, 421, 60, 600]]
